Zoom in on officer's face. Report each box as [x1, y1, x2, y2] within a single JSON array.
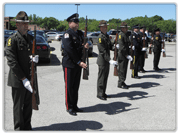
[[134, 28, 139, 33], [16, 22, 29, 35], [121, 27, 128, 33], [69, 22, 79, 31], [155, 31, 160, 35], [140, 29, 144, 33], [100, 25, 108, 34]]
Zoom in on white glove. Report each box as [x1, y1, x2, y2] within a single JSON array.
[[142, 37, 146, 40], [132, 46, 135, 50], [109, 60, 118, 66], [141, 47, 147, 51], [30, 55, 39, 63], [162, 49, 165, 52], [161, 39, 165, 42], [116, 44, 119, 49], [126, 55, 133, 61], [22, 78, 33, 93]]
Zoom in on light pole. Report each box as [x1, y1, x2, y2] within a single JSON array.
[[75, 4, 80, 13]]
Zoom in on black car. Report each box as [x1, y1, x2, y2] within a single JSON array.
[[35, 35, 51, 63], [4, 30, 17, 46], [28, 30, 50, 43]]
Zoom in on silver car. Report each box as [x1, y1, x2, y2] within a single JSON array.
[[87, 32, 100, 45], [107, 29, 120, 43], [46, 32, 58, 41]]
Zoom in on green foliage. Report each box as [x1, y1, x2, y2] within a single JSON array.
[[9, 14, 176, 34]]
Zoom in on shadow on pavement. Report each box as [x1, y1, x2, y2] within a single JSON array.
[[146, 68, 176, 73], [82, 102, 138, 115], [130, 82, 160, 89], [109, 91, 155, 100], [33, 120, 103, 131], [90, 52, 98, 57], [37, 54, 61, 66], [141, 74, 165, 79]]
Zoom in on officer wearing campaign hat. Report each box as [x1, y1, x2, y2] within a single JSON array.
[[138, 26, 149, 73], [153, 28, 163, 71], [117, 22, 132, 89], [5, 11, 39, 130], [62, 13, 89, 116], [131, 24, 142, 79], [96, 20, 117, 100]]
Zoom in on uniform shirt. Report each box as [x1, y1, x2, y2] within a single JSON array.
[[139, 32, 149, 47], [153, 34, 162, 52], [62, 28, 84, 68], [97, 32, 113, 65], [5, 31, 33, 88], [131, 32, 142, 55], [117, 31, 130, 61]]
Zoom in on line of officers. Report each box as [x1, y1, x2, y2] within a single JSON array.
[[5, 12, 165, 130]]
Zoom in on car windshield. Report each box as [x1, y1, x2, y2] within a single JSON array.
[[4, 30, 15, 35], [36, 36, 46, 43]]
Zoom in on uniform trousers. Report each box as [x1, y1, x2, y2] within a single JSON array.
[[63, 65, 82, 110], [97, 64, 110, 97], [132, 54, 139, 77], [153, 51, 161, 69], [118, 59, 128, 86], [12, 87, 32, 130], [139, 51, 146, 70]]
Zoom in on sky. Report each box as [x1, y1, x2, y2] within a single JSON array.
[[4, 3, 176, 21]]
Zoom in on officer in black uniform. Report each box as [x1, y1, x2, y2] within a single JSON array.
[[153, 28, 162, 71], [138, 26, 149, 73], [131, 25, 142, 79], [5, 11, 39, 130], [97, 20, 117, 100], [62, 13, 89, 116]]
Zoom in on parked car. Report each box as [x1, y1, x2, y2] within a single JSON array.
[[4, 30, 17, 46], [35, 35, 51, 63], [55, 31, 65, 41], [107, 29, 120, 43], [28, 30, 51, 43], [87, 32, 100, 44], [46, 32, 58, 41], [61, 40, 93, 56]]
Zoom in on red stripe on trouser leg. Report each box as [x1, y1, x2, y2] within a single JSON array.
[[65, 67, 68, 110]]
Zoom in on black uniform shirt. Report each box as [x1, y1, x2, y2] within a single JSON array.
[[153, 34, 162, 52], [62, 28, 84, 68], [131, 32, 142, 55]]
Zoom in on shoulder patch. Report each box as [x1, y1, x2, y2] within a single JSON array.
[[99, 38, 101, 43], [64, 33, 69, 38], [155, 37, 158, 40], [7, 38, 11, 46], [119, 35, 121, 39]]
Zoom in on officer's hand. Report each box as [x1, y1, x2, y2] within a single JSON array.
[[161, 49, 165, 52], [79, 62, 87, 69], [141, 47, 147, 51], [126, 55, 133, 61], [22, 78, 33, 93], [116, 44, 119, 49], [30, 55, 39, 63], [149, 44, 152, 47], [109, 60, 118, 67], [83, 43, 89, 49]]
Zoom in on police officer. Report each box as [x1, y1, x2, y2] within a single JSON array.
[[138, 26, 149, 73], [97, 20, 117, 100], [131, 24, 142, 79], [5, 11, 39, 130], [117, 22, 133, 89], [152, 28, 163, 71], [62, 13, 89, 116]]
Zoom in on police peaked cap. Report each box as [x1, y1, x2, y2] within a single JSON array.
[[15, 11, 29, 22], [140, 26, 146, 29], [154, 28, 160, 32], [133, 24, 139, 29], [66, 13, 79, 22]]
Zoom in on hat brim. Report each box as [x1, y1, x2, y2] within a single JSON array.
[[120, 26, 130, 28], [99, 23, 109, 26]]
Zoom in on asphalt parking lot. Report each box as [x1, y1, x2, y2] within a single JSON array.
[[4, 40, 176, 131]]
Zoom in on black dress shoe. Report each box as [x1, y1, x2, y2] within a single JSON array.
[[97, 96, 107, 100], [118, 84, 129, 89], [67, 109, 77, 116], [134, 76, 141, 79], [104, 94, 111, 98], [74, 107, 83, 112]]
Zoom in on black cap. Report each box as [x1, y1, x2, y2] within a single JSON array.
[[66, 13, 79, 23], [154, 28, 160, 32], [140, 26, 145, 29], [15, 11, 29, 22], [133, 24, 139, 29]]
